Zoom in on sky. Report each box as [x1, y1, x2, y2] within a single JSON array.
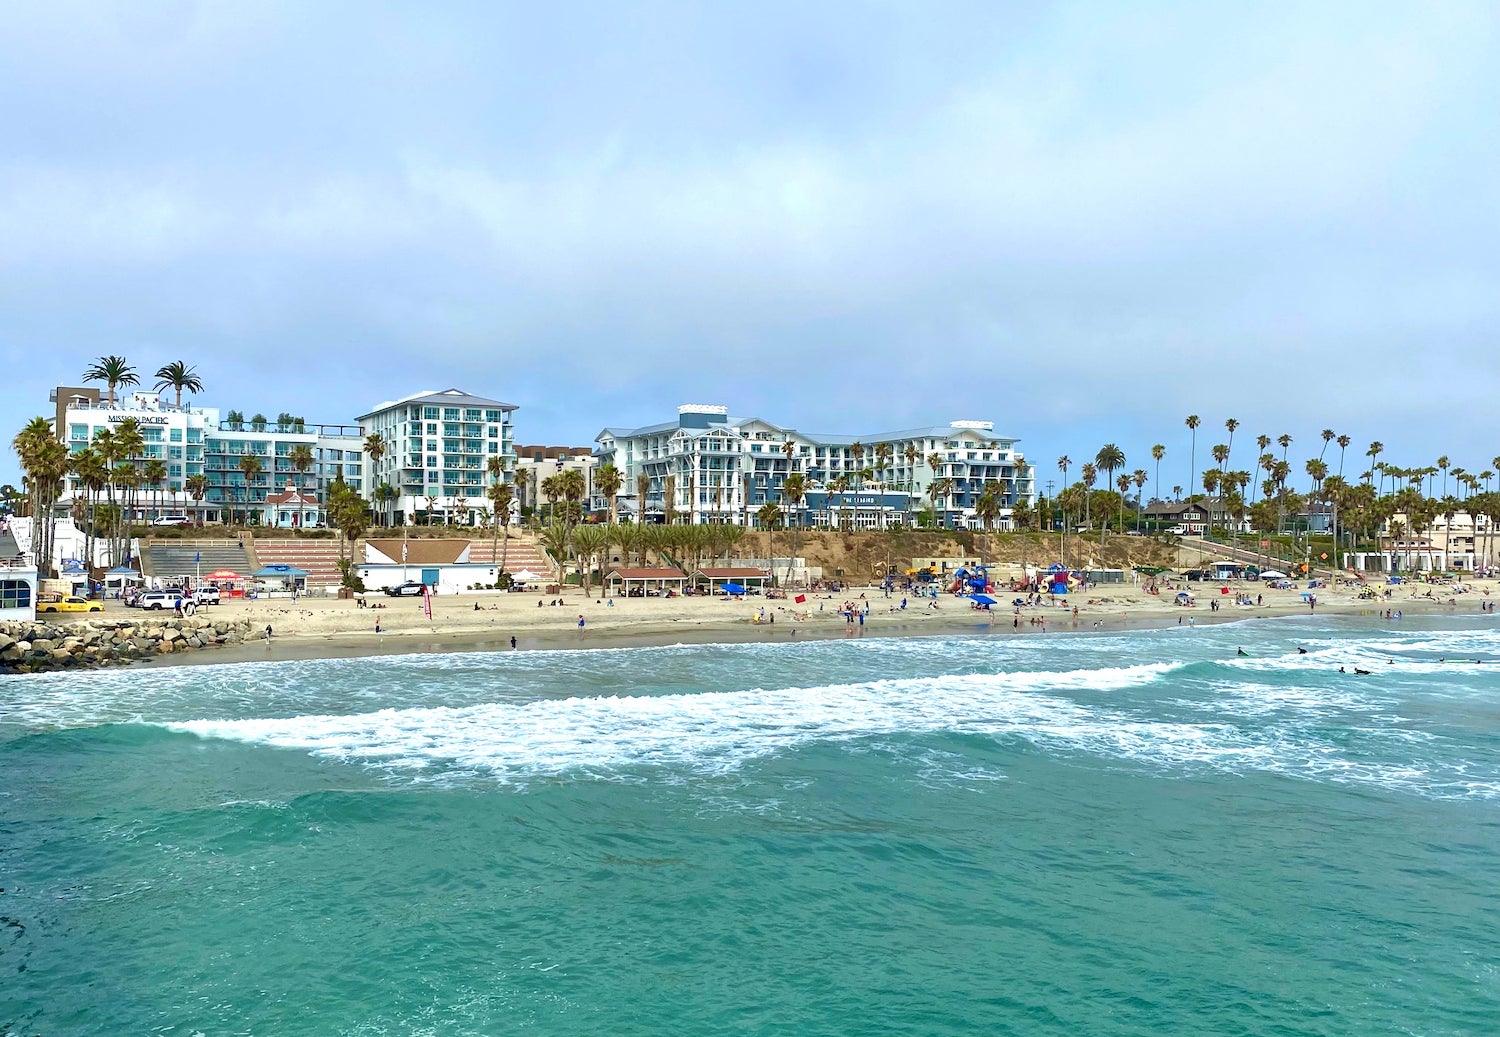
[[3, 1, 1498, 493]]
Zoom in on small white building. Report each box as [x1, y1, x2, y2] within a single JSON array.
[[357, 537, 500, 594], [0, 554, 39, 621], [265, 482, 323, 528]]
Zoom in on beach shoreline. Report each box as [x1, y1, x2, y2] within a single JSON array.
[[132, 578, 1494, 669]]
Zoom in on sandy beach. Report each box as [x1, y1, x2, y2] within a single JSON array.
[[135, 574, 1499, 667]]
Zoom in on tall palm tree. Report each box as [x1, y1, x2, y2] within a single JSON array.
[[781, 473, 806, 587], [13, 417, 68, 575], [1184, 415, 1201, 500], [1094, 444, 1125, 547], [756, 501, 782, 582], [238, 454, 263, 527], [185, 473, 208, 525], [1319, 429, 1336, 461], [288, 444, 315, 492], [1336, 435, 1351, 480], [595, 463, 623, 524], [1224, 418, 1239, 472], [1132, 469, 1148, 530], [487, 480, 515, 577], [1081, 463, 1097, 531], [152, 361, 204, 410], [1057, 455, 1071, 558], [142, 458, 168, 520], [570, 523, 609, 598], [1365, 441, 1383, 484], [636, 472, 651, 525], [1150, 445, 1165, 509], [364, 433, 388, 521], [84, 355, 139, 406], [425, 493, 440, 526]]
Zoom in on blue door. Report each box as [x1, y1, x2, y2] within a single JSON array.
[[421, 568, 439, 587]]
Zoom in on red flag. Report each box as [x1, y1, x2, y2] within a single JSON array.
[[422, 583, 433, 620], [794, 594, 806, 604]]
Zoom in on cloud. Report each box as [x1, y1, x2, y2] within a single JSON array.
[[2, 0, 1497, 485]]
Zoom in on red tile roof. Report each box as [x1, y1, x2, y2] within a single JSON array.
[[607, 567, 687, 580]]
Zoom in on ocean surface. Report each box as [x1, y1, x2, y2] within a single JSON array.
[[3, 615, 1499, 1035]]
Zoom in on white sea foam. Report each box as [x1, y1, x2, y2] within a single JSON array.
[[157, 658, 1497, 800]]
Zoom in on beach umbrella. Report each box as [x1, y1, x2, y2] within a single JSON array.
[[969, 593, 997, 606], [1259, 570, 1288, 580], [205, 569, 243, 581], [722, 583, 746, 595]]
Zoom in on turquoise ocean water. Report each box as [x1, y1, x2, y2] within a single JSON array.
[[4, 615, 1499, 1035]]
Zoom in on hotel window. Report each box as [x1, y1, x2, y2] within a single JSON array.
[[443, 408, 459, 420], [0, 580, 32, 610], [170, 428, 183, 442], [485, 410, 502, 422], [464, 409, 482, 421], [142, 427, 163, 442], [70, 424, 89, 441], [169, 447, 183, 460], [424, 407, 439, 420], [187, 429, 203, 444], [427, 440, 438, 452], [169, 464, 182, 477], [427, 455, 438, 468], [488, 442, 498, 454], [427, 471, 439, 483], [426, 423, 437, 434]]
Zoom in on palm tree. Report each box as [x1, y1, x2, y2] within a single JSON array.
[[1319, 429, 1336, 461], [1094, 444, 1125, 546], [1132, 469, 1148, 530], [595, 463, 623, 524], [152, 361, 204, 410], [1224, 418, 1239, 471], [1365, 441, 1383, 484], [288, 444, 315, 493], [487, 480, 515, 577], [142, 458, 168, 521], [13, 417, 68, 575], [238, 454, 263, 527], [1336, 435, 1351, 480], [185, 473, 208, 525], [635, 472, 651, 525], [756, 501, 783, 582], [1057, 455, 1071, 559], [425, 493, 440, 526], [1150, 445, 1164, 508], [538, 523, 571, 589], [781, 473, 807, 587], [1184, 415, 1201, 500], [70, 446, 107, 560], [571, 523, 609, 598], [84, 355, 138, 406], [364, 433, 389, 522], [1080, 463, 1097, 531]]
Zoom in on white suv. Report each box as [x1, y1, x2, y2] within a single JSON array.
[[137, 590, 184, 611], [192, 587, 221, 605]]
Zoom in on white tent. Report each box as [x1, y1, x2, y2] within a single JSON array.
[[511, 569, 543, 583]]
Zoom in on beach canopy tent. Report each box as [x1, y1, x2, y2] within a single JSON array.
[[205, 569, 244, 581], [254, 564, 309, 591], [107, 566, 144, 581], [721, 583, 747, 596], [969, 593, 997, 606], [511, 569, 544, 583], [1259, 570, 1289, 580]]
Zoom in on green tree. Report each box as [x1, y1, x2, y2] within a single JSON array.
[[84, 355, 139, 406], [1094, 444, 1125, 546], [594, 463, 623, 524], [152, 361, 203, 410], [238, 454, 263, 527]]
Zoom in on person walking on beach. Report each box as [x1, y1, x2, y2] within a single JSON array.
[[374, 618, 381, 634], [510, 636, 517, 649]]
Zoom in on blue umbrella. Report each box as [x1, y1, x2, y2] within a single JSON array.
[[722, 583, 746, 595], [969, 593, 997, 606]]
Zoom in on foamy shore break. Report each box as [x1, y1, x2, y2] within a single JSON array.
[[118, 575, 1499, 669]]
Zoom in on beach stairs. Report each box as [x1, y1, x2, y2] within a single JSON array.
[[143, 539, 258, 582], [466, 534, 553, 578], [0, 529, 20, 560], [251, 538, 348, 590]]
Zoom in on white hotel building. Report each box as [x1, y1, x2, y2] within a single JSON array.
[[594, 405, 1036, 529], [357, 389, 517, 525], [52, 386, 364, 526]]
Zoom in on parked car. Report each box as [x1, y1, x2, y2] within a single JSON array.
[[384, 581, 428, 597], [192, 587, 221, 605], [38, 595, 105, 614], [150, 515, 192, 527], [137, 590, 184, 611]]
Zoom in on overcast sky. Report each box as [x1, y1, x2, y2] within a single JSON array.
[[3, 1, 1497, 492]]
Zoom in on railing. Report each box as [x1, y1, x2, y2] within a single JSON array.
[[0, 552, 34, 569]]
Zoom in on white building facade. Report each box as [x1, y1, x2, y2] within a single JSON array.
[[594, 405, 1036, 529], [356, 389, 517, 526], [52, 387, 364, 525]]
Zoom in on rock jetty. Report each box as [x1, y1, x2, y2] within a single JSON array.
[[0, 616, 258, 674]]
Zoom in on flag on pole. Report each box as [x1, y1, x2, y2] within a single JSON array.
[[194, 551, 201, 564], [402, 540, 408, 563], [794, 594, 806, 604]]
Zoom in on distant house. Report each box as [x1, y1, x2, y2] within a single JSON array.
[[606, 566, 688, 596], [264, 482, 322, 529], [692, 566, 771, 592], [1141, 500, 1211, 533]]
